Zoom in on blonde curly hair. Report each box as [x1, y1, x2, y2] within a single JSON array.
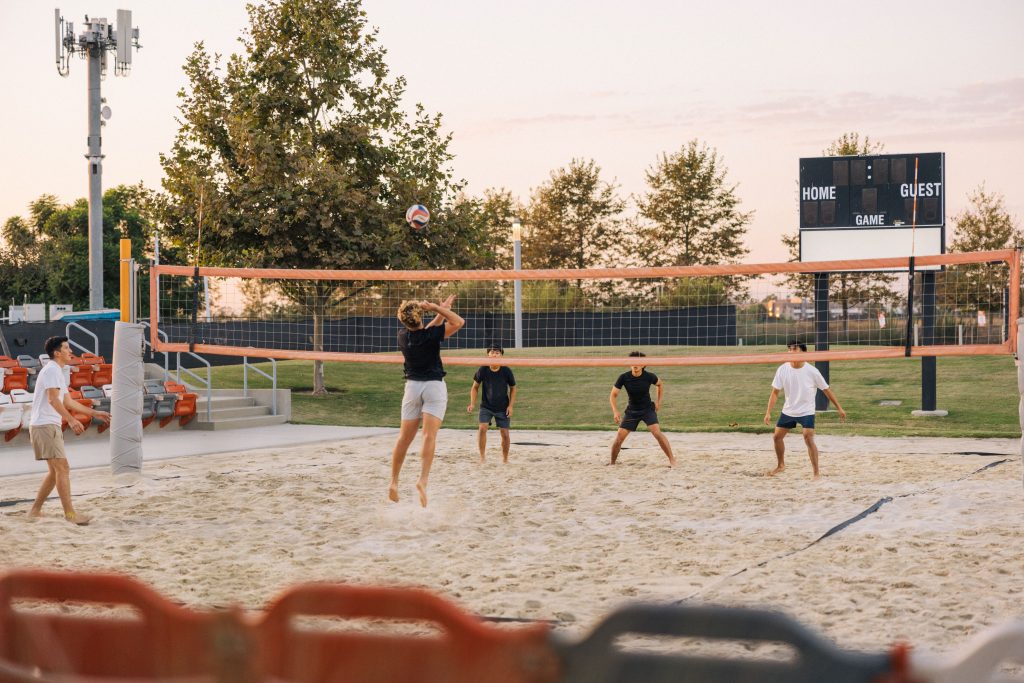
[[397, 300, 423, 330]]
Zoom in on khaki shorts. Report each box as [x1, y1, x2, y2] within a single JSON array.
[[30, 424, 67, 461], [401, 380, 448, 421]]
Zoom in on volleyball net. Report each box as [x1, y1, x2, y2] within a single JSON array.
[[148, 249, 1020, 367]]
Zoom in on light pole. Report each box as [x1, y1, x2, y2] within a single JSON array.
[[55, 9, 141, 311], [512, 218, 523, 349]]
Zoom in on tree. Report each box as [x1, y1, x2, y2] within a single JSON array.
[[634, 140, 752, 269], [157, 0, 488, 395], [0, 187, 154, 314], [780, 133, 898, 333], [944, 184, 1021, 315], [522, 158, 625, 271]]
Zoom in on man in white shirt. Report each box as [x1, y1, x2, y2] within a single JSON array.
[[762, 340, 846, 479], [28, 336, 110, 525]]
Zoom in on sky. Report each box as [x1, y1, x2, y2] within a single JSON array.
[[2, 0, 1022, 262]]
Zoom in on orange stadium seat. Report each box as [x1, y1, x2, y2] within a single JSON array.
[[69, 367, 94, 391], [163, 381, 198, 427], [92, 363, 112, 386], [2, 368, 29, 394]]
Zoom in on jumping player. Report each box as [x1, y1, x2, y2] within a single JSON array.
[[609, 351, 676, 467], [389, 294, 464, 507]]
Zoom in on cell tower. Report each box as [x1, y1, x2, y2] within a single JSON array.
[[54, 8, 141, 311]]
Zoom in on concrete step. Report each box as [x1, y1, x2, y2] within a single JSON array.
[[185, 414, 288, 431], [196, 396, 257, 410], [205, 405, 272, 420]]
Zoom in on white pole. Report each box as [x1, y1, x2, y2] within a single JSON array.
[[512, 218, 523, 349], [958, 324, 963, 346]]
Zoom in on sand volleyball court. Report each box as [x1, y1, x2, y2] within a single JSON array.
[[1, 429, 1022, 662]]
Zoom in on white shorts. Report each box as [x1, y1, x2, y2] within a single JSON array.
[[401, 380, 448, 421]]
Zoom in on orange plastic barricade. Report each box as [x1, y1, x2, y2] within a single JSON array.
[[0, 570, 252, 681], [255, 583, 559, 683]]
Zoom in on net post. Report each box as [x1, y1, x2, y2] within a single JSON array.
[[904, 256, 916, 358], [814, 272, 830, 411], [1018, 318, 1024, 490], [148, 261, 158, 350], [1009, 249, 1021, 352], [190, 266, 200, 353], [921, 271, 937, 411]]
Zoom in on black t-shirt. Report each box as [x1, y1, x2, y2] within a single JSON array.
[[614, 370, 659, 411], [473, 366, 517, 411], [398, 324, 446, 381]]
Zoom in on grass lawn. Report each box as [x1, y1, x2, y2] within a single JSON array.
[[206, 346, 1022, 438]]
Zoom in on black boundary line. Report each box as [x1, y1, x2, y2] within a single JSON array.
[[674, 458, 1011, 604]]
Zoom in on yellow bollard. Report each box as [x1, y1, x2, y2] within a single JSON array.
[[119, 239, 131, 322]]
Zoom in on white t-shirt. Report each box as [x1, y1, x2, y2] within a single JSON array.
[[30, 361, 68, 427], [771, 363, 828, 417]]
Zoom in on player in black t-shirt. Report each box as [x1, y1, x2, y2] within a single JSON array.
[[389, 294, 464, 507], [466, 343, 517, 463], [608, 351, 676, 467]]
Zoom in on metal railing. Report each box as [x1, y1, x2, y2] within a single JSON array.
[[243, 356, 278, 416], [175, 351, 212, 421], [139, 321, 170, 382], [64, 322, 99, 356]]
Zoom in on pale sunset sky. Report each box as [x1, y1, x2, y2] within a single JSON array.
[[2, 0, 1022, 262]]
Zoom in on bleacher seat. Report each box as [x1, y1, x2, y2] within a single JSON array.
[[163, 381, 198, 427], [3, 368, 29, 394], [0, 393, 23, 442], [10, 390, 33, 433], [38, 354, 50, 367], [80, 353, 105, 369], [141, 395, 157, 428], [64, 390, 92, 434], [69, 366, 95, 391], [93, 364, 112, 386], [80, 386, 111, 433], [102, 384, 113, 398], [17, 355, 41, 372]]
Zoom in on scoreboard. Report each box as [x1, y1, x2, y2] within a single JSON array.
[[798, 152, 945, 264]]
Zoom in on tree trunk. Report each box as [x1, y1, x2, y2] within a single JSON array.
[[312, 302, 326, 396]]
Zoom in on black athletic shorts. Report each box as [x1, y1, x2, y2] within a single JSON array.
[[777, 412, 815, 429], [620, 407, 658, 432]]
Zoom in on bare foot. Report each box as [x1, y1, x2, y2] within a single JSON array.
[[65, 512, 91, 526], [812, 472, 822, 480], [416, 481, 428, 508], [478, 455, 485, 464], [387, 484, 399, 503], [502, 457, 508, 464], [668, 456, 677, 468], [763, 466, 785, 477], [26, 510, 42, 520]]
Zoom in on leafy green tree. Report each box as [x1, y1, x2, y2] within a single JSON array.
[[0, 187, 154, 314], [780, 133, 898, 333], [943, 185, 1021, 315], [157, 0, 487, 394], [634, 140, 752, 269], [522, 158, 625, 271]]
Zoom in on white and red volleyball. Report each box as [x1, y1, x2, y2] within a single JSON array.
[[405, 204, 430, 230]]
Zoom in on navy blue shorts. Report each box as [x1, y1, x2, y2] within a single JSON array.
[[777, 412, 815, 430], [620, 407, 658, 432], [479, 407, 511, 429]]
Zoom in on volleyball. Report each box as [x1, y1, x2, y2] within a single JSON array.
[[405, 204, 430, 230]]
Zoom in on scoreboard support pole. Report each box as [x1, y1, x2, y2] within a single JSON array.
[[814, 272, 831, 411], [921, 271, 937, 411]]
